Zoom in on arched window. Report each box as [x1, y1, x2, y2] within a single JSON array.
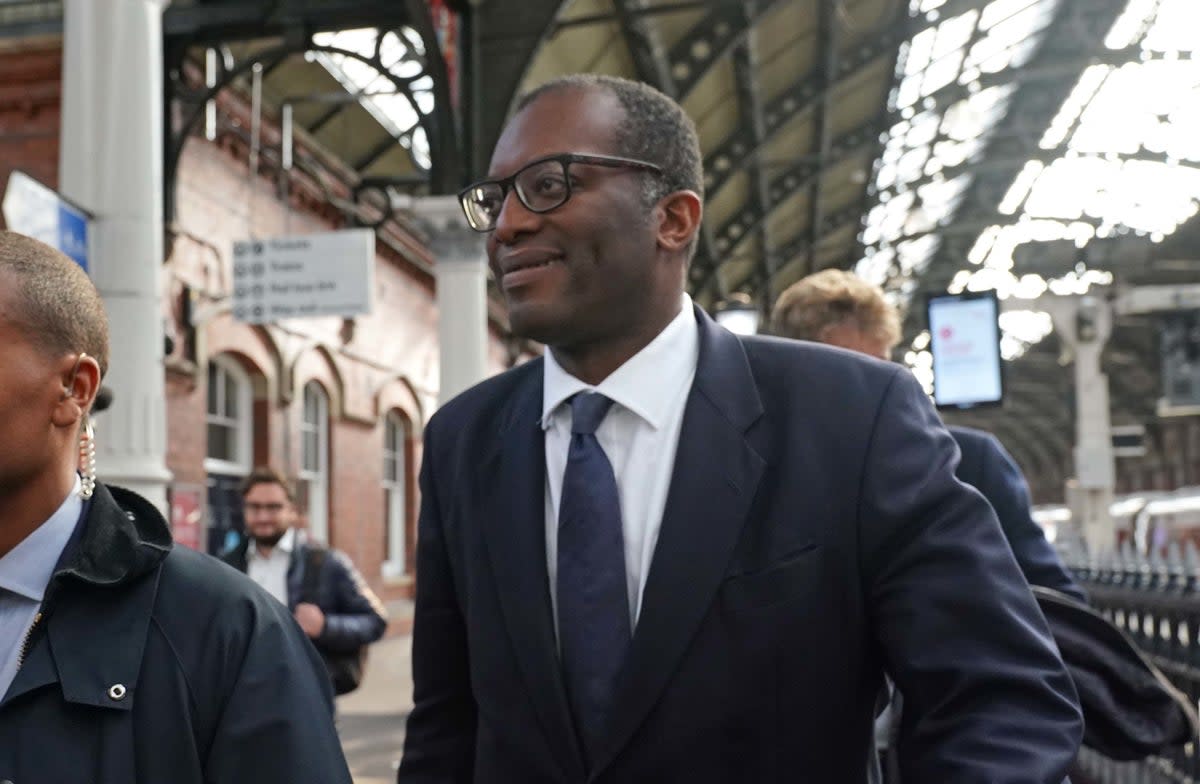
[[299, 381, 330, 543], [382, 411, 409, 577], [205, 356, 253, 474]]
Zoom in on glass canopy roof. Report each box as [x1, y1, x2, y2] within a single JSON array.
[[311, 27, 436, 171], [860, 0, 1200, 390]]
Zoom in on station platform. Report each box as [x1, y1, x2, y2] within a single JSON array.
[[337, 601, 414, 784]]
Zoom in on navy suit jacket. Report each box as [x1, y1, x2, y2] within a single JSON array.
[[398, 306, 1082, 784], [948, 426, 1087, 602]]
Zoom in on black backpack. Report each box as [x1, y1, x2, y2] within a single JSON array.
[[301, 545, 368, 696], [1033, 585, 1199, 760]]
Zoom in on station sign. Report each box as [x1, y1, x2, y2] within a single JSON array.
[[231, 229, 375, 324], [1111, 424, 1147, 458], [1159, 309, 1200, 417], [2, 170, 90, 272]]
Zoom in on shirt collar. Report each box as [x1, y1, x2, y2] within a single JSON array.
[[0, 476, 83, 602], [247, 526, 296, 561], [542, 294, 699, 430]]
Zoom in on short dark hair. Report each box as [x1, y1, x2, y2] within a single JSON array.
[[0, 231, 110, 377], [240, 465, 296, 502], [516, 74, 705, 210]]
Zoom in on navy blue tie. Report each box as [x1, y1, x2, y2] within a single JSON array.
[[557, 392, 631, 763]]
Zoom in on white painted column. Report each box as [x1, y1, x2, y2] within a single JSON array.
[[59, 0, 173, 511], [400, 195, 490, 406], [1045, 295, 1116, 555]]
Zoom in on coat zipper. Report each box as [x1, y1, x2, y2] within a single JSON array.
[[17, 611, 42, 669]]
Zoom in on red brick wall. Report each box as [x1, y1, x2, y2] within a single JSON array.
[[0, 42, 60, 192]]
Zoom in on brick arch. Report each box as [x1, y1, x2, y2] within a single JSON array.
[[287, 342, 346, 418], [204, 318, 282, 402], [375, 375, 426, 434]]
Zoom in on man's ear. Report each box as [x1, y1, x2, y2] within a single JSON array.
[[54, 353, 102, 428], [655, 190, 703, 255]]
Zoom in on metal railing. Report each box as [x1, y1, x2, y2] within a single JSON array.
[[1067, 541, 1200, 783]]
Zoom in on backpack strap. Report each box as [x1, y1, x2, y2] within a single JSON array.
[[300, 544, 328, 605]]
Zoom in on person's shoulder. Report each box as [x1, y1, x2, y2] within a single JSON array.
[[150, 547, 311, 686], [302, 540, 362, 578], [947, 423, 989, 443], [148, 548, 324, 710], [431, 356, 541, 425], [947, 424, 1002, 457], [738, 333, 906, 402], [742, 333, 900, 376], [308, 542, 355, 574], [424, 356, 544, 457], [154, 546, 290, 631]]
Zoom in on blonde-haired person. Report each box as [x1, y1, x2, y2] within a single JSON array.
[[771, 268, 901, 359], [773, 268, 1084, 784], [771, 268, 1083, 598], [0, 231, 352, 784]]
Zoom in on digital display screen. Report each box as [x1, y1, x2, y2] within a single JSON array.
[[927, 291, 1004, 409]]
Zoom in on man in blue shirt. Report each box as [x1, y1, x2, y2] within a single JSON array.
[[0, 230, 352, 784]]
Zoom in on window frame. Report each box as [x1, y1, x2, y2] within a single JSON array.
[[299, 381, 330, 543], [204, 356, 254, 477], [382, 410, 409, 578]]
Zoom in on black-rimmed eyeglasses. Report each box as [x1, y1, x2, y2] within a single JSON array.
[[457, 153, 663, 232]]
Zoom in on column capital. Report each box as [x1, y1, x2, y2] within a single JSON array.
[[431, 230, 486, 268], [396, 194, 485, 265]]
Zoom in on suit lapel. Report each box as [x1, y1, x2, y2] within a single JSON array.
[[590, 308, 767, 777], [479, 364, 586, 780]]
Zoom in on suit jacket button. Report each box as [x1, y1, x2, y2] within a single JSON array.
[[108, 683, 128, 701]]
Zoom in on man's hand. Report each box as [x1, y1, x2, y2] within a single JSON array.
[[294, 602, 326, 638]]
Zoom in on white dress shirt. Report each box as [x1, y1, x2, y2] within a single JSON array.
[[543, 295, 700, 630], [0, 477, 83, 699], [246, 527, 296, 607]]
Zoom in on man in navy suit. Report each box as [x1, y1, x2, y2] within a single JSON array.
[[771, 268, 1085, 601], [772, 269, 1086, 783], [398, 74, 1081, 783]]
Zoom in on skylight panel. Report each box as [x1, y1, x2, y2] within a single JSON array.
[[1069, 62, 1197, 156], [897, 234, 940, 274], [863, 0, 1055, 287], [1105, 0, 1157, 49], [1039, 65, 1110, 148], [998, 160, 1045, 215], [886, 0, 1200, 372], [979, 0, 1040, 30], [859, 246, 896, 285], [897, 146, 931, 184], [918, 174, 970, 218], [943, 84, 1015, 139], [1021, 158, 1109, 221], [933, 10, 978, 60], [312, 28, 434, 171], [906, 110, 941, 147], [999, 310, 1053, 358], [1133, 0, 1199, 52]]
